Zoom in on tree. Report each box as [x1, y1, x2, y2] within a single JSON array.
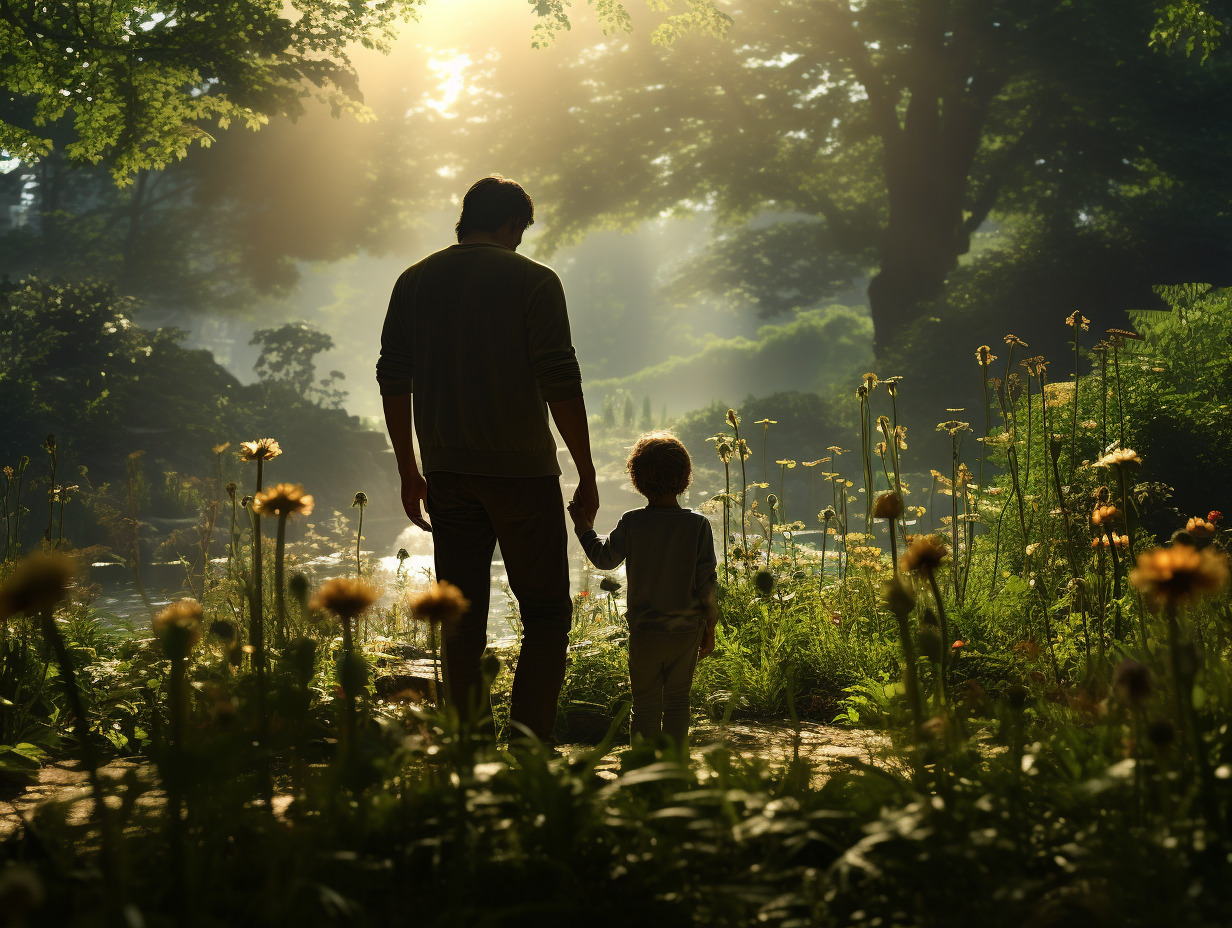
[[250, 322, 336, 401], [0, 0, 425, 181], [428, 0, 1232, 354]]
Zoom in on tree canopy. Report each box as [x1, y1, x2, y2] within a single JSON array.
[[421, 0, 1232, 352]]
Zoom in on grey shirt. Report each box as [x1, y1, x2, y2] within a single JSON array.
[[577, 508, 717, 634], [375, 243, 582, 477]]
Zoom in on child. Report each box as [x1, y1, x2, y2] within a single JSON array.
[[568, 432, 718, 747]]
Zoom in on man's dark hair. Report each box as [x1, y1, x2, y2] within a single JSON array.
[[455, 175, 535, 243]]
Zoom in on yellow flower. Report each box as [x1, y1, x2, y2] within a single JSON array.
[[311, 578, 380, 622], [1095, 448, 1142, 468], [239, 438, 282, 462], [1186, 517, 1216, 539], [212, 442, 231, 455], [776, 459, 796, 468], [153, 599, 204, 658], [1065, 311, 1090, 331], [1003, 334, 1028, 348], [252, 483, 314, 518], [1130, 545, 1229, 610], [409, 581, 471, 626], [1091, 505, 1120, 527], [975, 345, 997, 366]]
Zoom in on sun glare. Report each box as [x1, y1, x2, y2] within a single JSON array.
[[423, 53, 472, 116]]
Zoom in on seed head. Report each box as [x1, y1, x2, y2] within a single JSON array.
[[410, 580, 470, 625], [311, 577, 380, 622], [239, 438, 282, 462], [900, 535, 948, 576], [225, 482, 237, 501], [0, 553, 76, 620], [1003, 334, 1028, 348], [253, 483, 314, 518], [599, 576, 622, 594], [1130, 545, 1230, 610], [753, 570, 775, 594], [153, 599, 204, 659], [352, 491, 368, 509], [873, 492, 904, 520]]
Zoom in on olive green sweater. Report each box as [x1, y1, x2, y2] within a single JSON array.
[[376, 243, 583, 477]]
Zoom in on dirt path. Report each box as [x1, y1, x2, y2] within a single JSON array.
[[0, 722, 890, 837]]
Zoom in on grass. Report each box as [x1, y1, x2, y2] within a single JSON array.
[[3, 285, 1232, 923]]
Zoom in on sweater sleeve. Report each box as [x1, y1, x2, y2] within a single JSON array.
[[576, 517, 627, 571], [376, 271, 414, 396], [526, 271, 583, 402], [694, 518, 718, 596]]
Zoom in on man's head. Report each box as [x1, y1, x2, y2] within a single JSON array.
[[455, 175, 535, 245]]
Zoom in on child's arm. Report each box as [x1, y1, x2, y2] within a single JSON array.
[[571, 508, 627, 571]]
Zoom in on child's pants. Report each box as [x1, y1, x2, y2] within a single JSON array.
[[628, 627, 703, 745]]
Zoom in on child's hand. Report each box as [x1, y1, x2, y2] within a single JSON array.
[[698, 623, 716, 659], [567, 499, 593, 531]]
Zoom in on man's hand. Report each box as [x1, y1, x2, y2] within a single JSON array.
[[698, 622, 716, 659], [567, 499, 593, 532], [571, 472, 600, 526], [401, 473, 431, 532]]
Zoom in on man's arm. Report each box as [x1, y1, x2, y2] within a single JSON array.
[[382, 394, 431, 532], [548, 396, 599, 524]]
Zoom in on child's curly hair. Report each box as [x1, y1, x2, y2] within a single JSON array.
[[627, 432, 692, 499]]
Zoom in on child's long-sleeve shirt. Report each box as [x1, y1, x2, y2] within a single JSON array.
[[576, 508, 717, 634]]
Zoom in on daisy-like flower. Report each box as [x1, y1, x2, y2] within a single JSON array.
[[900, 535, 949, 575], [1106, 327, 1143, 342], [862, 373, 879, 392], [311, 577, 380, 622], [776, 459, 796, 469], [754, 418, 777, 426], [1130, 545, 1230, 610], [409, 580, 470, 626], [239, 438, 282, 462], [252, 483, 314, 518], [153, 599, 204, 659], [0, 553, 76, 620], [1003, 334, 1028, 348], [1021, 356, 1049, 378], [975, 345, 997, 366], [1096, 448, 1142, 468]]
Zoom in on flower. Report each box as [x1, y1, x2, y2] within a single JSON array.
[[1130, 545, 1230, 610], [238, 438, 282, 462], [754, 570, 776, 594], [873, 492, 904, 520], [1021, 356, 1049, 378], [776, 459, 796, 469], [1208, 511, 1223, 524], [862, 373, 879, 392], [1091, 505, 1120, 527], [975, 345, 997, 366], [225, 482, 237, 501], [409, 580, 470, 625], [1186, 516, 1216, 539], [352, 491, 368, 508], [1105, 327, 1143, 341], [820, 507, 836, 522], [1065, 311, 1090, 331], [212, 442, 231, 455], [1095, 448, 1142, 469], [153, 599, 204, 659], [0, 553, 76, 620], [599, 576, 622, 594], [726, 408, 739, 427], [900, 535, 949, 575], [252, 483, 314, 518], [1003, 334, 1028, 348], [311, 577, 380, 622]]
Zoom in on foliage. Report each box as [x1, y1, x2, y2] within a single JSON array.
[[0, 0, 425, 180]]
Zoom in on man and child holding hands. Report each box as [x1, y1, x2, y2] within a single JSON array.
[[378, 175, 718, 750]]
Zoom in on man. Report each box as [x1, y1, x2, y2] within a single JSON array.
[[376, 175, 599, 742]]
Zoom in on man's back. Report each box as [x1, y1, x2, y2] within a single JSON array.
[[377, 242, 582, 477]]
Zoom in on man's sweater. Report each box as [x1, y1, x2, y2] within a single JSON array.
[[376, 243, 582, 477], [576, 508, 718, 634]]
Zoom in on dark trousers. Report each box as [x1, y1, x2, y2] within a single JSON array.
[[426, 472, 572, 742]]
